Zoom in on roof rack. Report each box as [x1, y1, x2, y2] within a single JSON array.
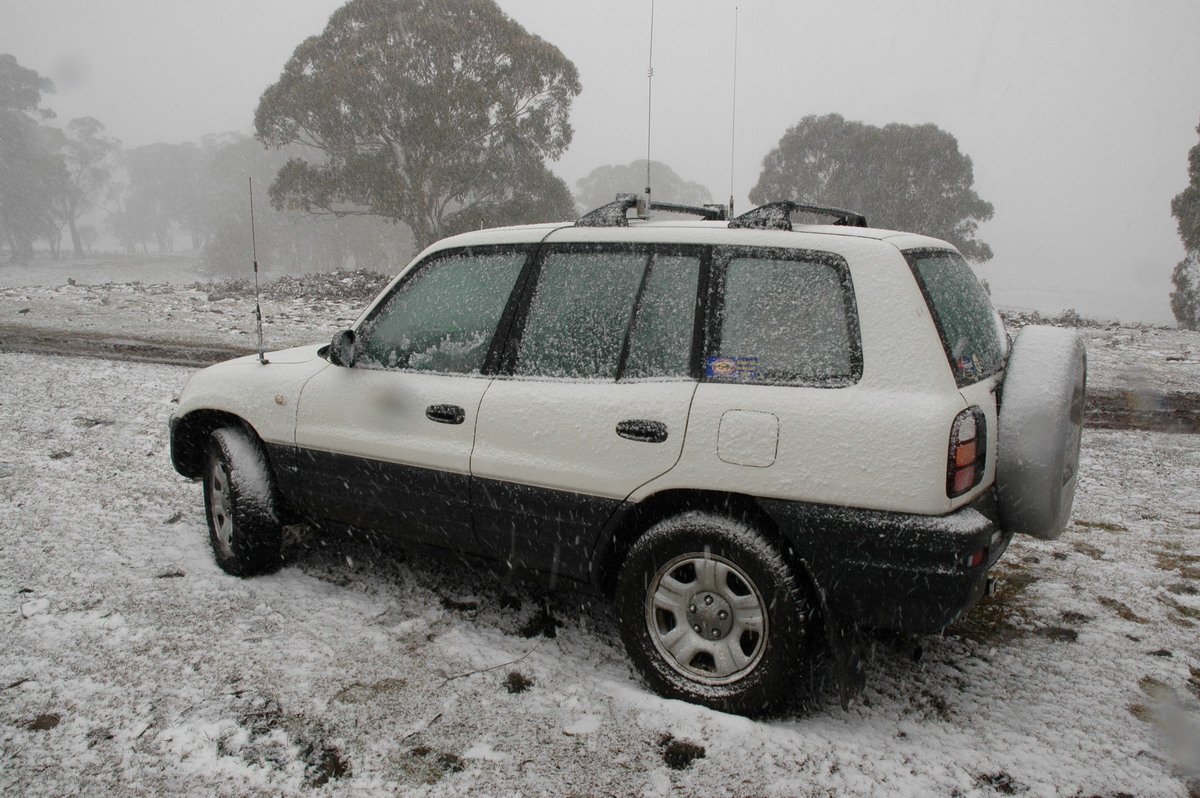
[[729, 201, 868, 231], [576, 193, 729, 227]]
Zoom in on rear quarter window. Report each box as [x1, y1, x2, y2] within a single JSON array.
[[709, 248, 861, 387], [905, 248, 1007, 386]]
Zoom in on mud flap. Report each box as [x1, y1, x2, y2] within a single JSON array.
[[803, 564, 869, 709], [828, 615, 869, 710]]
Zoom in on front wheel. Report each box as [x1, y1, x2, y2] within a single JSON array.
[[616, 512, 811, 714], [202, 427, 283, 576]]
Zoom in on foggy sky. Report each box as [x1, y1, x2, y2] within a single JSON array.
[[3, 0, 1198, 324]]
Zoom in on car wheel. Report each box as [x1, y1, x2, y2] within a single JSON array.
[[202, 427, 283, 576], [996, 325, 1088, 540], [616, 511, 810, 714]]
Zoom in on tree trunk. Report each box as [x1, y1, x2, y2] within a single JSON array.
[[69, 217, 83, 257]]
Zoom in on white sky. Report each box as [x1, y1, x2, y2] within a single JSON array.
[[3, 0, 1198, 324]]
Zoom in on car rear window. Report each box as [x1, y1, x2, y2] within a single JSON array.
[[905, 249, 1007, 386]]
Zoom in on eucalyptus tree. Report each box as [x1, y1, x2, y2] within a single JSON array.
[[1170, 117, 1200, 330], [574, 160, 713, 215], [108, 143, 203, 254], [0, 54, 59, 261], [255, 0, 581, 250], [54, 117, 119, 256], [751, 113, 995, 263]]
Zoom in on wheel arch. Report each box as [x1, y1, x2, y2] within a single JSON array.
[[595, 489, 824, 605], [170, 410, 264, 479]]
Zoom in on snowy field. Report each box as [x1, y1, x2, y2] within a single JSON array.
[[1, 360, 1199, 796], [0, 259, 1198, 795]]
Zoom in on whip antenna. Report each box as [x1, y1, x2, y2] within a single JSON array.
[[642, 0, 656, 217], [249, 178, 268, 365], [729, 6, 739, 217]]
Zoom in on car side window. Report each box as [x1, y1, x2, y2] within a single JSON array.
[[712, 253, 859, 385], [514, 249, 646, 380], [357, 250, 526, 374], [623, 253, 701, 379]]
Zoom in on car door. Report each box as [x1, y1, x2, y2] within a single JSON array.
[[679, 246, 879, 510], [470, 244, 703, 582], [292, 247, 528, 551]]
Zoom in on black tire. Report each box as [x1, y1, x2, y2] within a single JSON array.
[[202, 427, 283, 576], [615, 511, 810, 714], [996, 326, 1088, 540]]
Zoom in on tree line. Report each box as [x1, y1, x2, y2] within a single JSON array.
[[64, 0, 1200, 326], [0, 54, 116, 261], [0, 0, 1007, 281], [0, 52, 417, 275]]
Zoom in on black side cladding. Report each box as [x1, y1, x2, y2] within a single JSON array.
[[758, 495, 1007, 633]]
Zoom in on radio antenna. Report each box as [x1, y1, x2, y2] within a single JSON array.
[[728, 6, 739, 217], [642, 0, 656, 217], [249, 178, 269, 365]]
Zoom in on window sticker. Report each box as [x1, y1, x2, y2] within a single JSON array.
[[706, 355, 759, 381], [957, 354, 978, 378]]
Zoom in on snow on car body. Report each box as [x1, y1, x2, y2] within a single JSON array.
[[170, 197, 1085, 713]]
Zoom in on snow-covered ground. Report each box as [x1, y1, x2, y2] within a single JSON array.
[[0, 361, 1197, 796], [1, 259, 1198, 795]]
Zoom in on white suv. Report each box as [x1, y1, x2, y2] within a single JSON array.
[[170, 195, 1086, 713]]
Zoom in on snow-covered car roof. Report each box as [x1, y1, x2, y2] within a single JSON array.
[[416, 218, 957, 260]]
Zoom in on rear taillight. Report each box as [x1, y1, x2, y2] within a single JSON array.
[[948, 407, 986, 498]]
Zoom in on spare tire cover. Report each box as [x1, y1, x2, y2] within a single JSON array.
[[996, 325, 1087, 540]]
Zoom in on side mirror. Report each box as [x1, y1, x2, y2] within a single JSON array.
[[329, 329, 357, 367]]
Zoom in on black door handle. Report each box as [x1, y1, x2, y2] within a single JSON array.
[[616, 419, 668, 443], [426, 404, 466, 425]]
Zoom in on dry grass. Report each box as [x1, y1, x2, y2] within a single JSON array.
[[1073, 519, 1129, 533], [1097, 595, 1150, 624], [1155, 550, 1200, 581], [946, 565, 1038, 645]]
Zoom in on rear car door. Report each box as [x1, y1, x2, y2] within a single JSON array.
[[292, 247, 528, 551], [470, 244, 703, 581], [680, 246, 873, 506]]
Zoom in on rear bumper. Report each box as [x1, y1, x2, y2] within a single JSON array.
[[760, 492, 1010, 634]]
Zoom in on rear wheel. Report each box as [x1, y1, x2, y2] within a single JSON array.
[[616, 511, 810, 714], [202, 427, 283, 576]]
